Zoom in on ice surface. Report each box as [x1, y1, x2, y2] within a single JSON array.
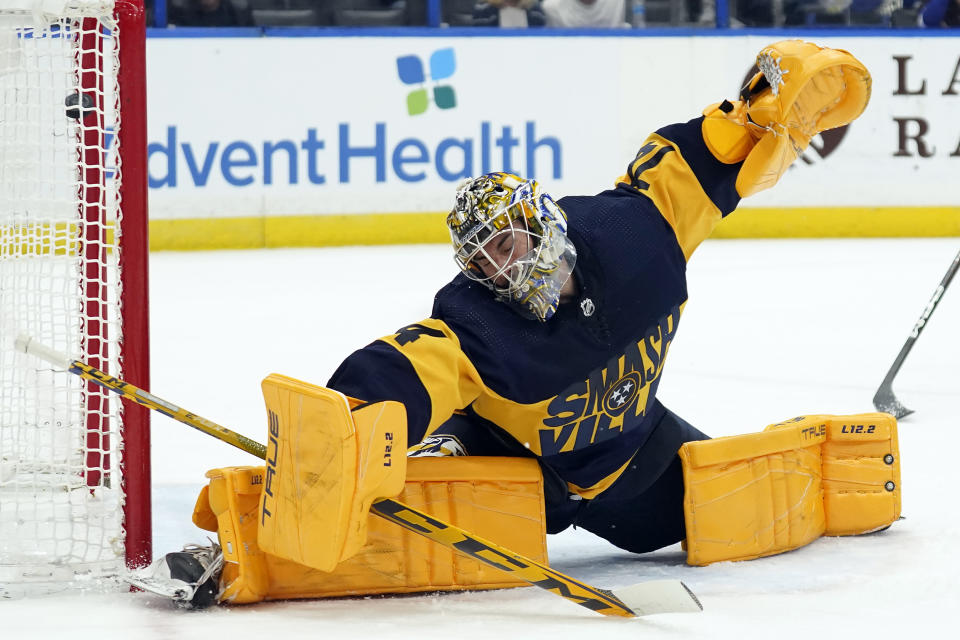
[[4, 238, 957, 638]]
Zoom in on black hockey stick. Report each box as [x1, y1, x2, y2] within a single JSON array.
[[872, 249, 960, 419], [15, 335, 702, 618]]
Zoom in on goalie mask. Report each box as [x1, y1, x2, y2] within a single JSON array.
[[446, 172, 577, 322]]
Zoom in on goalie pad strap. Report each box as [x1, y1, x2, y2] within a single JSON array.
[[193, 457, 547, 604], [680, 413, 900, 566]]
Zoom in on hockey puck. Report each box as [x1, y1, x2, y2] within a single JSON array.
[[65, 92, 95, 120]]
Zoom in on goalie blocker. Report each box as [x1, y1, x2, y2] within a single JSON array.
[[256, 374, 408, 572]]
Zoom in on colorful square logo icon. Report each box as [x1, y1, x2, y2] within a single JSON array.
[[396, 48, 457, 116]]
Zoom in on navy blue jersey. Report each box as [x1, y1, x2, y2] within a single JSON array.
[[329, 116, 742, 498]]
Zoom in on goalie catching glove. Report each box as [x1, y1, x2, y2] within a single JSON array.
[[701, 40, 872, 197]]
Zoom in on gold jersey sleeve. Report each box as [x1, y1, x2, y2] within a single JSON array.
[[616, 133, 726, 261], [377, 318, 487, 437]]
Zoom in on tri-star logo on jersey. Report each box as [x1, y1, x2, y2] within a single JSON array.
[[539, 305, 680, 456], [602, 372, 642, 417]]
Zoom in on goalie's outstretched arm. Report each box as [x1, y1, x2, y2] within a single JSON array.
[[619, 40, 871, 261]]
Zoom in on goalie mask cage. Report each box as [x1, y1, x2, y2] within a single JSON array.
[[0, 0, 149, 596]]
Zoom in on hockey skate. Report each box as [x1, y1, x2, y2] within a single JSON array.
[[126, 542, 223, 609]]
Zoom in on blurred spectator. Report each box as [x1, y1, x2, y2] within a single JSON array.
[[169, 0, 248, 26], [819, 0, 853, 10], [690, 0, 716, 25], [542, 0, 628, 27], [921, 0, 960, 25], [848, 0, 903, 24], [782, 1, 848, 26], [474, 1, 547, 27], [144, 0, 155, 26], [734, 0, 863, 26], [732, 0, 775, 26]]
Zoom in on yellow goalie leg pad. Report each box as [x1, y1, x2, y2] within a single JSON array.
[[257, 374, 407, 572], [681, 413, 900, 566], [680, 416, 827, 566], [192, 456, 547, 604], [822, 414, 901, 536]]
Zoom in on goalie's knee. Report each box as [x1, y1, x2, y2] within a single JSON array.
[[680, 413, 900, 566]]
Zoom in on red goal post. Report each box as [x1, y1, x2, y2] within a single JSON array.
[[0, 0, 150, 595]]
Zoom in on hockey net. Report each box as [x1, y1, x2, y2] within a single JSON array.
[[0, 0, 149, 597]]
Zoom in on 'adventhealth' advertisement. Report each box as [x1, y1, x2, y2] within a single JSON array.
[[147, 36, 960, 221], [146, 38, 624, 219]]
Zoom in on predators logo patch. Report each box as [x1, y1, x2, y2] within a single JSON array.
[[408, 434, 468, 458]]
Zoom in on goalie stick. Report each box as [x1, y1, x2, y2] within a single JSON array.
[[14, 335, 702, 618], [872, 249, 960, 419]]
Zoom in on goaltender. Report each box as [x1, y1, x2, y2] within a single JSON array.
[[135, 40, 902, 608]]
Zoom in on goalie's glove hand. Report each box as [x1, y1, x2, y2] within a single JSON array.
[[743, 40, 871, 152], [702, 40, 872, 198]]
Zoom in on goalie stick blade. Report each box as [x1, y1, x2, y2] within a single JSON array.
[[124, 573, 193, 603], [609, 580, 703, 616], [872, 387, 913, 420]]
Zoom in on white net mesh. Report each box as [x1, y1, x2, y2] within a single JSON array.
[[0, 1, 126, 597]]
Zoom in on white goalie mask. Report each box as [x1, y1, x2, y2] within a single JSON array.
[[446, 172, 577, 322]]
